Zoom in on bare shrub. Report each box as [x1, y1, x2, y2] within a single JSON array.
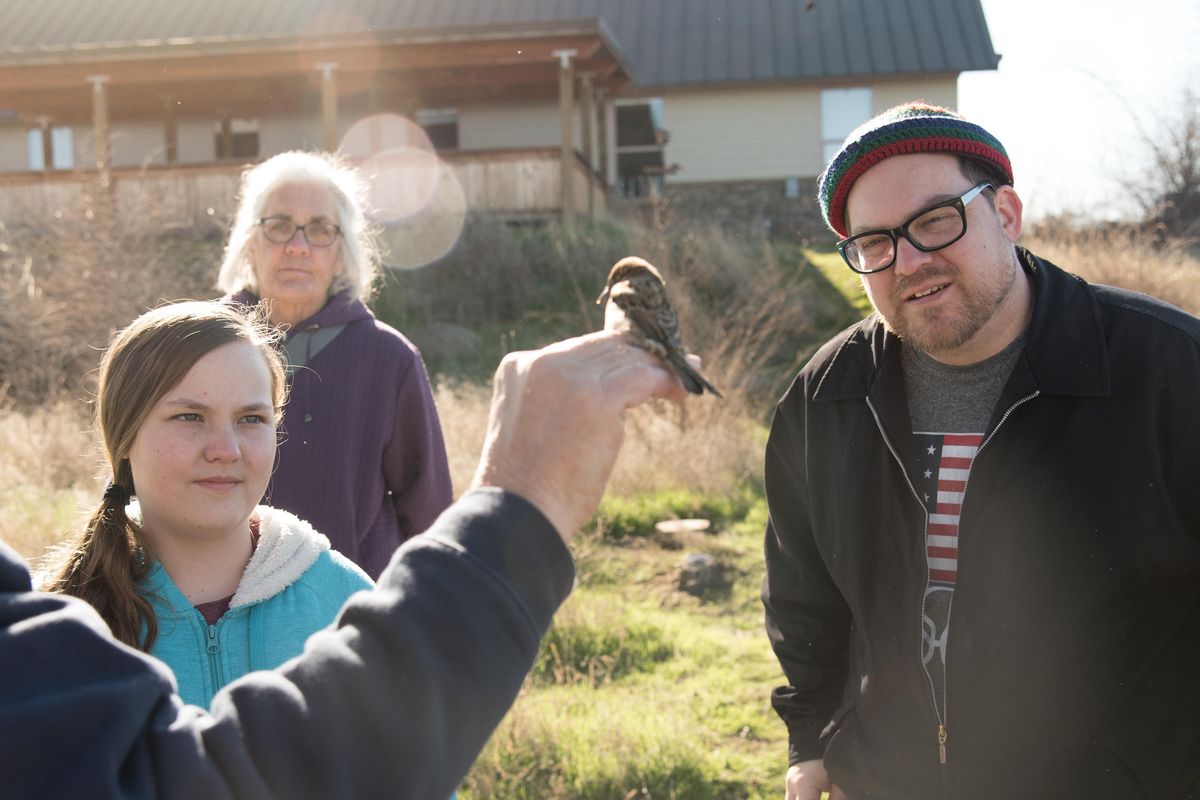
[[376, 217, 847, 402], [0, 182, 220, 407], [1120, 84, 1200, 239]]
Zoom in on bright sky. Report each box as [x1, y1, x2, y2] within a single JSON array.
[[957, 0, 1200, 221]]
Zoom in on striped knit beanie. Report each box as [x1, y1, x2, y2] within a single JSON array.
[[817, 102, 1013, 238]]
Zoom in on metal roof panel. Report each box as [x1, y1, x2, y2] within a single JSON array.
[[0, 0, 998, 83]]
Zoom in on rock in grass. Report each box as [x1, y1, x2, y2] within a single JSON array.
[[679, 552, 727, 596]]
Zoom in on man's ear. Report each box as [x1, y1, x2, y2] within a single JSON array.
[[993, 185, 1023, 242]]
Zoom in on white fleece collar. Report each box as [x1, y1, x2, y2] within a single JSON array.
[[128, 501, 330, 608], [232, 505, 330, 606]]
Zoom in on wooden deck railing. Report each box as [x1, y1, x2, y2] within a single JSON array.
[[0, 148, 606, 229]]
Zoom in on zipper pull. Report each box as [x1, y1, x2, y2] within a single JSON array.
[[938, 724, 948, 764], [206, 624, 220, 654]]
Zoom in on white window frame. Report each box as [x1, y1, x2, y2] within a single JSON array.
[[821, 88, 873, 164]]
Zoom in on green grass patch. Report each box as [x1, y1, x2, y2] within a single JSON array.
[[802, 246, 874, 318], [464, 490, 786, 799], [591, 486, 759, 541], [465, 691, 754, 799], [532, 596, 675, 687]]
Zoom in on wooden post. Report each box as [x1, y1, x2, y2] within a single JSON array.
[[578, 73, 596, 217], [595, 89, 610, 189], [318, 62, 339, 152], [163, 97, 178, 164], [87, 75, 111, 188], [552, 49, 577, 231], [37, 117, 53, 172], [604, 95, 619, 195]]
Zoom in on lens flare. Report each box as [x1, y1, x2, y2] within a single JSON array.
[[341, 114, 467, 270], [375, 158, 467, 271]]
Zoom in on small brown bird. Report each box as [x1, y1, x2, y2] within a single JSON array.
[[596, 256, 722, 397]]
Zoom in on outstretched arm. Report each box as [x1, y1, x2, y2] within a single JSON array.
[[1, 332, 684, 799]]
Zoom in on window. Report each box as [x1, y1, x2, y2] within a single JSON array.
[[26, 125, 74, 170], [615, 98, 667, 198], [417, 108, 458, 151], [214, 118, 260, 159], [821, 88, 872, 164]]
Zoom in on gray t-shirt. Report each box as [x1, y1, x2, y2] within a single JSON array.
[[902, 331, 1025, 723]]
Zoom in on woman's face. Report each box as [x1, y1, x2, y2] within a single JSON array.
[[250, 182, 343, 316], [128, 341, 276, 546]]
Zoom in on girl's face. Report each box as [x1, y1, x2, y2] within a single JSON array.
[[128, 341, 276, 547]]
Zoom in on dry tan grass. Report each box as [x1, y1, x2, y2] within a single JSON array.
[[7, 379, 763, 564], [431, 380, 491, 496], [0, 400, 102, 562], [432, 378, 762, 501], [608, 397, 762, 497], [1024, 227, 1200, 314], [7, 223, 1195, 570]]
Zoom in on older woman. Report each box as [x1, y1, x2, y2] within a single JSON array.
[[217, 151, 452, 579]]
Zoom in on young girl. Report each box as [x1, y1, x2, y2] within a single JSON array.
[[43, 301, 373, 708]]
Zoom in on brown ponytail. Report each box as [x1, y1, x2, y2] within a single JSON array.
[[42, 470, 157, 649], [40, 301, 285, 651]]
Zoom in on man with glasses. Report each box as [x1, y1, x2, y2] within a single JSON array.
[[763, 102, 1200, 798]]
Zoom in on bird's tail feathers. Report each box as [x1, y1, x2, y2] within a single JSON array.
[[670, 352, 723, 398]]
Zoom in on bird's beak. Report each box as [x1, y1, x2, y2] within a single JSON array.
[[595, 286, 610, 305]]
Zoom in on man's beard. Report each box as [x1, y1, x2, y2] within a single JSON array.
[[880, 261, 1017, 359]]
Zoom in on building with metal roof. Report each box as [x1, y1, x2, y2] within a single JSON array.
[[0, 0, 999, 234]]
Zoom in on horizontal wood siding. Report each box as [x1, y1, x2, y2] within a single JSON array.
[[659, 86, 823, 182], [657, 76, 959, 185]]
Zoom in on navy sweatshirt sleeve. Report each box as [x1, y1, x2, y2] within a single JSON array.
[[0, 488, 573, 799]]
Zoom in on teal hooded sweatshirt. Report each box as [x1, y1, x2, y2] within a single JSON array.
[[138, 505, 373, 708]]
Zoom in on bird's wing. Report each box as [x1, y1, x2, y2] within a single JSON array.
[[622, 302, 673, 348], [611, 281, 677, 339]]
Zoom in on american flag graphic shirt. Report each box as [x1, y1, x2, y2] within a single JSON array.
[[914, 431, 983, 719]]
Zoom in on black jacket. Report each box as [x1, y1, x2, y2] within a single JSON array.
[[763, 249, 1200, 798], [1, 489, 572, 799]]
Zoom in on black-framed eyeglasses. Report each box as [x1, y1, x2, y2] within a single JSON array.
[[257, 216, 342, 247], [836, 182, 993, 274]]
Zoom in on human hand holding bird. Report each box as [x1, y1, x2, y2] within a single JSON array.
[[596, 256, 722, 398]]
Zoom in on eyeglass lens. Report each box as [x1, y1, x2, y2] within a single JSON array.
[[260, 217, 339, 246], [846, 205, 966, 272], [839, 182, 992, 274]]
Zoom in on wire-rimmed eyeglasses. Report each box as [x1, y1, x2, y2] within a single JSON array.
[[836, 182, 993, 274], [257, 216, 342, 247]]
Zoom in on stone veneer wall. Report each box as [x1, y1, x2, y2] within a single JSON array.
[[610, 179, 832, 244]]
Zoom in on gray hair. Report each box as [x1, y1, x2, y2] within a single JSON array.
[[216, 151, 381, 301]]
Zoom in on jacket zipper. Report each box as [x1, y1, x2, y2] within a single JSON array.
[[206, 623, 223, 697], [867, 391, 1040, 768]]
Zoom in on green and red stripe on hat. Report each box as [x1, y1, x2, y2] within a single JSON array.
[[817, 102, 1014, 238]]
